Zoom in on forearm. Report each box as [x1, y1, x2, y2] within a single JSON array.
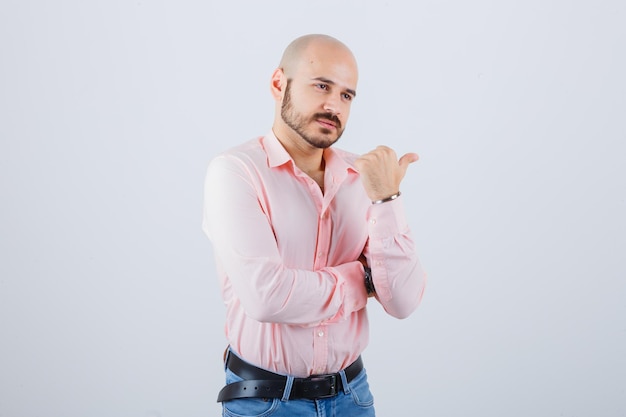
[[365, 197, 427, 319], [216, 250, 368, 325], [204, 155, 368, 327]]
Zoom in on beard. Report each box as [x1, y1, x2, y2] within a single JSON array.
[[280, 80, 344, 149]]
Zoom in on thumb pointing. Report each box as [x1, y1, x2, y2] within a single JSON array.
[[398, 152, 419, 171]]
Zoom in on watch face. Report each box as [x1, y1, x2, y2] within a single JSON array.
[[364, 268, 375, 295]]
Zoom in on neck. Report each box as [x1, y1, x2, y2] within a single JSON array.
[[272, 125, 325, 175], [272, 125, 326, 190]]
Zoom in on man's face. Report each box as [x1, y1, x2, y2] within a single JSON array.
[[279, 49, 357, 149]]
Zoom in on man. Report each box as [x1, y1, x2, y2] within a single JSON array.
[[203, 34, 426, 417]]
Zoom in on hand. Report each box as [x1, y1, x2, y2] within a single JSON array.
[[354, 146, 419, 201]]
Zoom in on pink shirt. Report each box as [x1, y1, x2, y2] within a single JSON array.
[[203, 132, 426, 377]]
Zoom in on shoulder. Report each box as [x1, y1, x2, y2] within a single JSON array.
[[214, 137, 265, 161], [208, 137, 266, 169]]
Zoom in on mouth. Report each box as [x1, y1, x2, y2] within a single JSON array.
[[316, 118, 337, 129]]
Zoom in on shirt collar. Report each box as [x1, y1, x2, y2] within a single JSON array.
[[262, 131, 292, 168], [261, 131, 358, 177]]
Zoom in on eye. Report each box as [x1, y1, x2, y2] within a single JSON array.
[[316, 83, 329, 90], [342, 93, 353, 101]]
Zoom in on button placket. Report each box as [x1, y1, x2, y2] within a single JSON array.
[[312, 325, 328, 375]]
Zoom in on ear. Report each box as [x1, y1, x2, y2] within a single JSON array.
[[270, 68, 285, 101]]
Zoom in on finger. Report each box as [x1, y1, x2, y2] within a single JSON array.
[[398, 152, 419, 167], [397, 153, 419, 178]]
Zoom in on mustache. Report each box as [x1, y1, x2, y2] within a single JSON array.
[[313, 113, 341, 129]]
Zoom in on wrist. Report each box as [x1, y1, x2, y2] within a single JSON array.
[[364, 265, 376, 296], [371, 191, 401, 205]]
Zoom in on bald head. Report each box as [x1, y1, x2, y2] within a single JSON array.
[[270, 34, 359, 151], [279, 34, 358, 79]]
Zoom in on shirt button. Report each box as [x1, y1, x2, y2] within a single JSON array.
[[370, 219, 376, 224], [318, 331, 324, 337], [318, 252, 324, 258]]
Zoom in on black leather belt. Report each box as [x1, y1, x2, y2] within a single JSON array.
[[217, 352, 364, 402]]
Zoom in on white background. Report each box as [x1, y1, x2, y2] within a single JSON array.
[[1, 1, 625, 416]]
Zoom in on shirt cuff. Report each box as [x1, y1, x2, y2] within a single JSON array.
[[366, 196, 409, 239], [326, 261, 368, 322]]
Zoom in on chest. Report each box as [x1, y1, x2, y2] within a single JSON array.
[[258, 172, 369, 267]]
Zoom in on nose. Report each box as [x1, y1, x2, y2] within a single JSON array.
[[323, 95, 341, 115]]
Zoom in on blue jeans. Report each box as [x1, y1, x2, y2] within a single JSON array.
[[221, 366, 376, 417]]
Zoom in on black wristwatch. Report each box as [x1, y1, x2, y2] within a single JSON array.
[[364, 266, 376, 296]]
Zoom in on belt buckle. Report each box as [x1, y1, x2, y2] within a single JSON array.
[[309, 374, 338, 399]]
